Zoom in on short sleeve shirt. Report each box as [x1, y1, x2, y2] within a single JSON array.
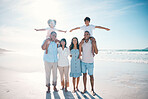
[[80, 24, 95, 36]]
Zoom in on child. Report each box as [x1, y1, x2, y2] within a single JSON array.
[[69, 17, 110, 57], [35, 19, 66, 54]]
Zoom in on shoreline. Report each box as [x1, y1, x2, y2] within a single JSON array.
[[0, 60, 148, 99]]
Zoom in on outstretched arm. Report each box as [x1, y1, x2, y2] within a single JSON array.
[[69, 27, 80, 32], [34, 28, 46, 31], [57, 30, 67, 33], [95, 26, 110, 31]]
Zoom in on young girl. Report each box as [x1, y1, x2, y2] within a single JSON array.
[[35, 19, 66, 54], [57, 38, 70, 92], [69, 37, 82, 92]]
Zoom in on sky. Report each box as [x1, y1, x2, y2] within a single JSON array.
[[0, 0, 148, 54]]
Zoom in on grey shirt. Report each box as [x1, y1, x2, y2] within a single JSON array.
[[82, 39, 94, 63]]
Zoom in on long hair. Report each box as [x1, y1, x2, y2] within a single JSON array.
[[70, 37, 79, 50], [60, 38, 67, 48]]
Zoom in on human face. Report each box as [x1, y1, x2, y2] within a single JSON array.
[[61, 41, 65, 47], [73, 38, 77, 45], [84, 32, 90, 40], [49, 21, 55, 28], [50, 33, 56, 40], [85, 20, 90, 26]]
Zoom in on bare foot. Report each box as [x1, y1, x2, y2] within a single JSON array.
[[91, 91, 96, 96], [54, 87, 58, 92], [81, 90, 87, 94], [46, 87, 50, 93], [76, 87, 79, 91], [65, 88, 68, 92], [72, 90, 76, 93]]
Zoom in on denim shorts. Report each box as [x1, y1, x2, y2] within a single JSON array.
[[81, 62, 94, 75]]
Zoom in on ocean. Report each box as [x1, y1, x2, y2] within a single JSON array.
[[95, 49, 148, 64], [0, 49, 147, 72]]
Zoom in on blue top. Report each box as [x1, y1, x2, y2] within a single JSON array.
[[70, 49, 82, 78], [42, 40, 58, 62]]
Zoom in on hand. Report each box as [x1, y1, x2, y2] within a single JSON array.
[[106, 28, 110, 31], [47, 41, 50, 44], [69, 29, 73, 32], [78, 55, 81, 60], [64, 31, 67, 33], [56, 42, 60, 45], [34, 29, 38, 31]]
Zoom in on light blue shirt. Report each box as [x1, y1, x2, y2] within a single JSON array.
[[42, 40, 58, 62]]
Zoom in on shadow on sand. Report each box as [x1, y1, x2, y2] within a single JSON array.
[[46, 92, 51, 99], [62, 90, 75, 99], [46, 91, 61, 99], [76, 90, 103, 99]]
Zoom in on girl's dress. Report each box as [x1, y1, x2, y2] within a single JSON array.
[[70, 49, 82, 78]]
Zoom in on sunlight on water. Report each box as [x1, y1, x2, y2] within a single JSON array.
[[95, 50, 148, 64]]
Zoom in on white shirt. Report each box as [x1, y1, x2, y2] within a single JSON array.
[[82, 39, 94, 63], [45, 27, 58, 38], [57, 47, 70, 67], [80, 24, 95, 36]]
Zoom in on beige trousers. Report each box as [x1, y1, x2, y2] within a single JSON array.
[[44, 61, 57, 87], [58, 66, 69, 87]]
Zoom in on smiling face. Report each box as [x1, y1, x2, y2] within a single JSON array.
[[61, 41, 65, 47], [49, 21, 55, 28], [84, 31, 90, 40], [50, 32, 57, 40], [48, 20, 56, 28], [85, 20, 90, 26], [73, 38, 77, 45]]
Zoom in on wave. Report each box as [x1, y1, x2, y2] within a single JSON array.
[[96, 49, 148, 64]]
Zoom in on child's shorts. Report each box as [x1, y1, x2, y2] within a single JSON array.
[[81, 62, 94, 75]]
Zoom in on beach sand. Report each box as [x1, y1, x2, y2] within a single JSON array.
[[0, 52, 148, 99]]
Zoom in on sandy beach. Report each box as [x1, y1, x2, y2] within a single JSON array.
[[0, 51, 148, 99]]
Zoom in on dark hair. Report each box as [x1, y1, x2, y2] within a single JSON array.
[[51, 31, 57, 35], [60, 38, 67, 48], [70, 37, 79, 50], [85, 31, 90, 34], [84, 17, 90, 22]]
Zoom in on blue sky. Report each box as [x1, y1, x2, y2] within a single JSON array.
[[0, 0, 148, 53]]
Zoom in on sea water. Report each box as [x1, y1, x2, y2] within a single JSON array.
[[95, 49, 148, 64], [0, 49, 148, 72]]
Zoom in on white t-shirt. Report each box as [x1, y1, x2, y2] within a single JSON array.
[[45, 27, 58, 38], [80, 24, 95, 36], [57, 47, 70, 67], [82, 39, 94, 63]]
